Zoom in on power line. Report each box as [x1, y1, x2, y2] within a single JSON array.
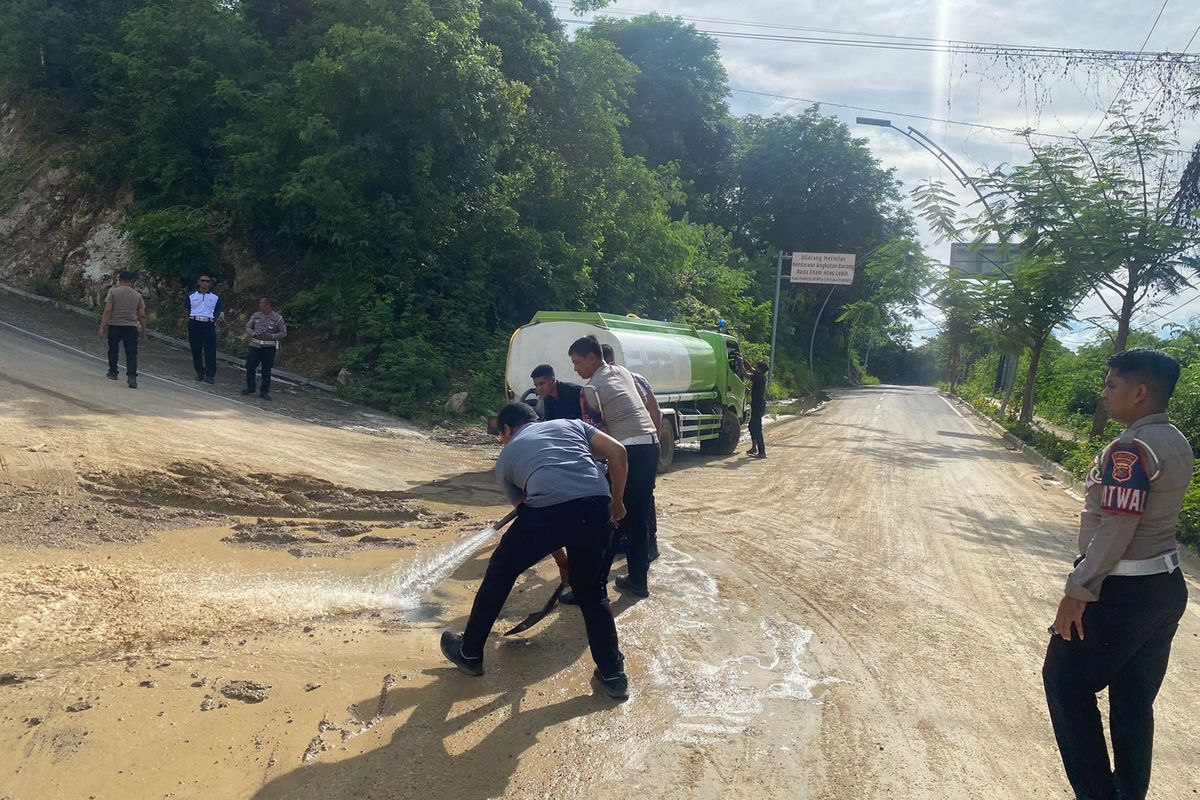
[[556, 4, 1200, 62], [1088, 0, 1172, 138], [729, 87, 1192, 152]]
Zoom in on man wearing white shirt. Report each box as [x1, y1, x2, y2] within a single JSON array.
[[185, 274, 222, 384]]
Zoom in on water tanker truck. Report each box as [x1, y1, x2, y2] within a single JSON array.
[[504, 311, 749, 471]]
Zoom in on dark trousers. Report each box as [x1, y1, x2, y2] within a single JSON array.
[[245, 345, 277, 394], [188, 319, 217, 378], [1043, 568, 1187, 800], [106, 325, 138, 377], [602, 442, 659, 588], [749, 409, 765, 455], [462, 495, 623, 675]]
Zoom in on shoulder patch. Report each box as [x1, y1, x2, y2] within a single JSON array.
[[1100, 442, 1150, 516]]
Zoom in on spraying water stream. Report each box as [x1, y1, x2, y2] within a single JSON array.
[[184, 523, 503, 619]]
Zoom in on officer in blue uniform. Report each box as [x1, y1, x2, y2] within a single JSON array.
[[1043, 348, 1192, 800]]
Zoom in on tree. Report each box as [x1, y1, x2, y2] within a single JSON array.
[[582, 14, 732, 217]]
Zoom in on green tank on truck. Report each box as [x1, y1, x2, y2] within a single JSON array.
[[504, 311, 749, 471]]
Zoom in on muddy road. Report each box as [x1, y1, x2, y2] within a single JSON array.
[[1, 317, 1198, 799]]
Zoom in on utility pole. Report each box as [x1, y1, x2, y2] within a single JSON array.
[[768, 250, 785, 388]]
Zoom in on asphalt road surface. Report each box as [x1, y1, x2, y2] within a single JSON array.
[[1, 313, 1197, 799]]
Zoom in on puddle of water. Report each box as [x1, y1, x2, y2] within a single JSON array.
[[624, 542, 836, 747]]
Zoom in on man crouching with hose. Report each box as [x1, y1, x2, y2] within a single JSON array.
[[440, 402, 632, 699]]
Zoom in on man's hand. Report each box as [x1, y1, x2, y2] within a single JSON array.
[[1052, 596, 1087, 641], [551, 548, 570, 588], [610, 498, 626, 523], [98, 324, 106, 337], [139, 327, 147, 339]]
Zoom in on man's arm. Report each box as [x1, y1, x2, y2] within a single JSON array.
[[245, 314, 256, 339], [1054, 441, 1151, 640], [99, 295, 113, 335], [589, 430, 628, 521], [642, 391, 662, 429], [137, 296, 148, 338], [213, 296, 223, 319], [271, 316, 287, 340]]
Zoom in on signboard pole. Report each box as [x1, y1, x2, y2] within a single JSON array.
[[809, 285, 837, 378], [768, 250, 784, 388]]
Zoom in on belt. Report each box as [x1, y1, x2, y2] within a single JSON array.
[[189, 316, 214, 322], [250, 338, 277, 348], [620, 433, 659, 446], [1109, 550, 1180, 577]]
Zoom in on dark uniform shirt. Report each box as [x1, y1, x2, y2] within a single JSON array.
[[540, 380, 583, 421], [750, 373, 766, 414], [1067, 412, 1193, 602]]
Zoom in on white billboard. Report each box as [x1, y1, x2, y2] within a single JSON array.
[[790, 252, 856, 285]]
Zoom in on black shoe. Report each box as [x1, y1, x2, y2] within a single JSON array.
[[440, 631, 484, 676], [591, 668, 629, 700], [259, 392, 271, 401], [559, 589, 579, 606], [106, 371, 118, 380], [648, 548, 660, 563], [127, 377, 138, 389], [195, 374, 204, 382], [241, 389, 255, 396], [204, 376, 215, 384], [615, 575, 649, 598]]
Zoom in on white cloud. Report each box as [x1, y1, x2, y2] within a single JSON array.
[[560, 1, 1200, 348]]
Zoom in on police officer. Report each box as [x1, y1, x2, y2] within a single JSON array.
[[439, 402, 630, 699], [570, 335, 658, 598], [185, 274, 222, 383], [1043, 348, 1192, 800]]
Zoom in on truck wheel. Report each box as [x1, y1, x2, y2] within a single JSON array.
[[699, 408, 740, 455], [657, 416, 676, 473]]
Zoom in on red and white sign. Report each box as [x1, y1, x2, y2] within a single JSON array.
[[789, 252, 857, 285]]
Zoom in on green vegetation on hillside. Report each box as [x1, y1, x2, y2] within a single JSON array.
[[0, 0, 932, 414]]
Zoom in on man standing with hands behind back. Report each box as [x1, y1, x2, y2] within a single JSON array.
[[99, 270, 147, 389], [1043, 348, 1192, 800], [185, 274, 222, 384]]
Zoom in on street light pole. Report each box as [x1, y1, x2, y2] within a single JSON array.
[[856, 116, 1017, 412], [855, 117, 997, 220]]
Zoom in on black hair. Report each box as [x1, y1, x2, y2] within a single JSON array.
[[601, 343, 615, 362], [1108, 348, 1181, 406], [496, 401, 537, 432], [569, 335, 602, 359], [530, 364, 555, 380], [117, 270, 135, 283], [756, 360, 768, 372]]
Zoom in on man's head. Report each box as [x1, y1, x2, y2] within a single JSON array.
[[1102, 348, 1180, 425], [258, 297, 273, 314], [756, 360, 768, 375], [197, 274, 213, 292], [496, 401, 537, 444], [568, 335, 604, 380], [530, 364, 558, 398], [117, 270, 135, 285], [601, 343, 616, 365]]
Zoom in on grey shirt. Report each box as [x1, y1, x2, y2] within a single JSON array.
[[245, 311, 287, 347], [1067, 412, 1194, 601], [105, 285, 145, 328], [582, 364, 656, 443], [494, 420, 610, 508]]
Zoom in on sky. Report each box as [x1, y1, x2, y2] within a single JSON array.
[[554, 0, 1200, 349]]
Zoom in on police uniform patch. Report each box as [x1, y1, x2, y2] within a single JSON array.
[[1100, 442, 1151, 516]]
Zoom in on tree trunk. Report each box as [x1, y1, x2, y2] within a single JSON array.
[[949, 340, 961, 392], [1019, 337, 1046, 425], [1088, 280, 1136, 437]]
